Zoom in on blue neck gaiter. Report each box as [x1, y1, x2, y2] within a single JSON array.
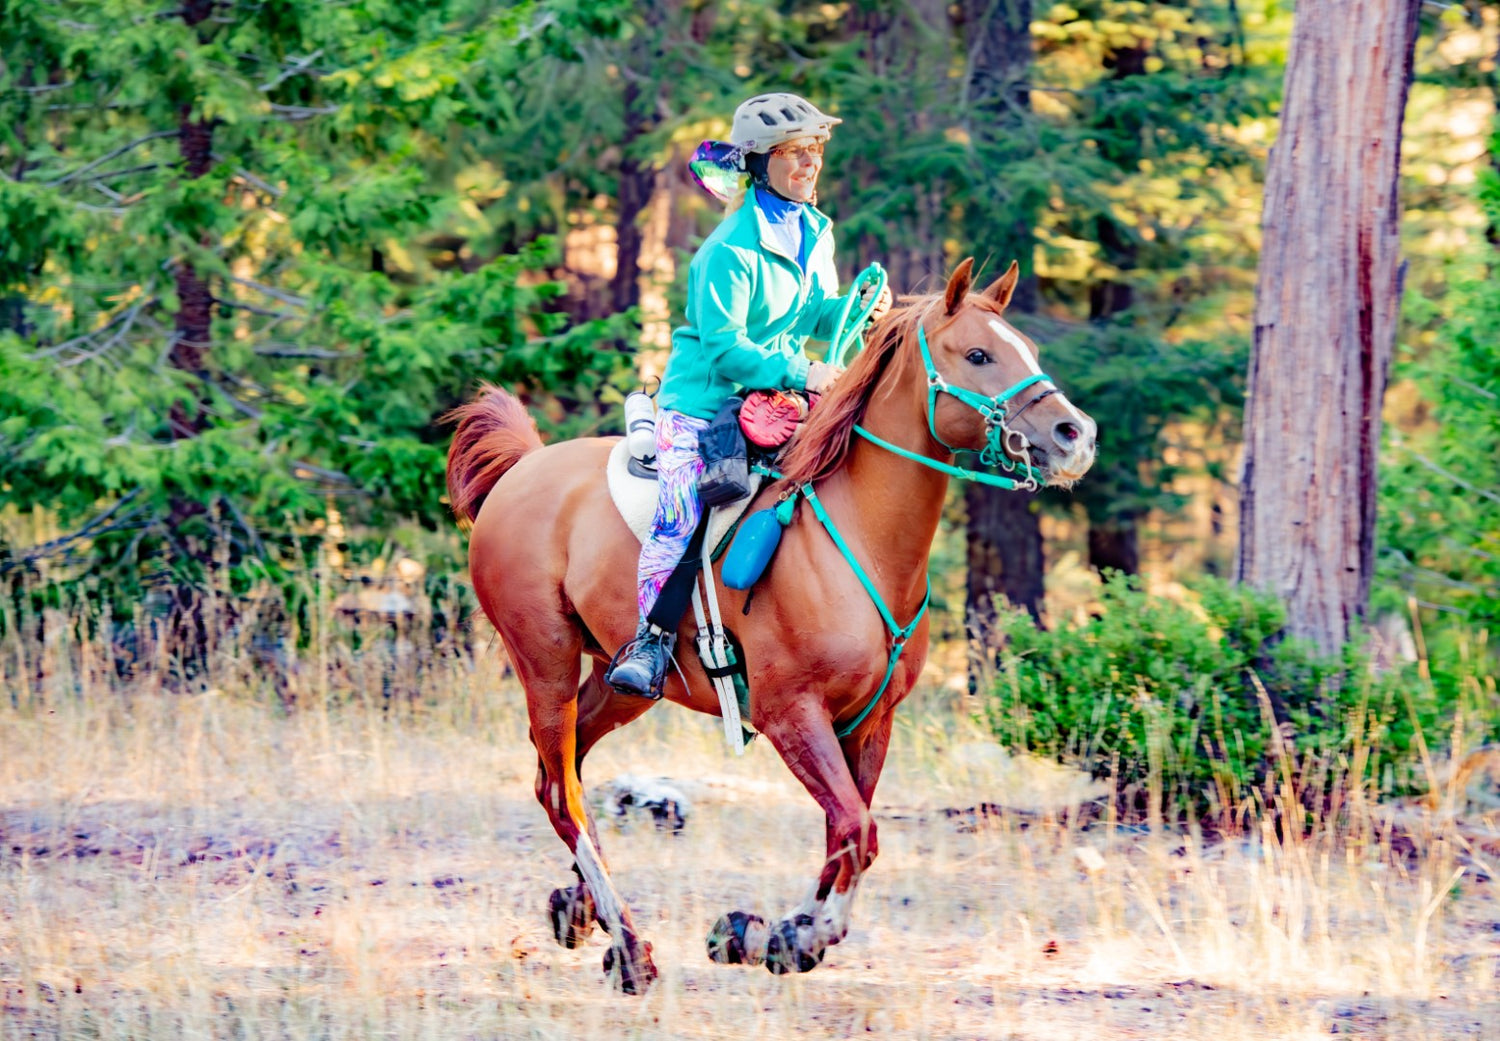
[[756, 188, 809, 274]]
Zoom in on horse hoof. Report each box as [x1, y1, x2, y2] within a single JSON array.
[[707, 911, 768, 966], [548, 885, 596, 949], [603, 940, 658, 995], [764, 914, 825, 975]]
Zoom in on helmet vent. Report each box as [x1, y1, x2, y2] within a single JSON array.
[[780, 107, 796, 121], [758, 111, 777, 126]]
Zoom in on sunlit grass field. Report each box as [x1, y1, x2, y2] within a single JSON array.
[[2, 599, 1497, 1040]]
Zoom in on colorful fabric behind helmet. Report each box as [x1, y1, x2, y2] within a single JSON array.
[[689, 140, 749, 204]]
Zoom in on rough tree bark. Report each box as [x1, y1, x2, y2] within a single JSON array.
[[960, 0, 1047, 633], [609, 0, 674, 319], [164, 0, 221, 664], [169, 0, 216, 442], [1080, 37, 1147, 577], [1236, 0, 1421, 654], [849, 0, 950, 296]]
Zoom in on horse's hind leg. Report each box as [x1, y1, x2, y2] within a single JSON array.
[[547, 663, 657, 954], [519, 637, 658, 993]]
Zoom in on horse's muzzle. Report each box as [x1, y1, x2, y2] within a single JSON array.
[[1026, 404, 1097, 488]]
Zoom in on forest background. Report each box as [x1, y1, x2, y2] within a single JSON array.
[[1, 0, 1497, 775]]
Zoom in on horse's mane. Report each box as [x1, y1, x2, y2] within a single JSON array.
[[781, 291, 987, 488]]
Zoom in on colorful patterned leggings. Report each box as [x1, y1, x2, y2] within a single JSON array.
[[637, 409, 710, 619]]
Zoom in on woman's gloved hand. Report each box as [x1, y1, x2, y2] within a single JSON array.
[[860, 281, 893, 323], [806, 360, 843, 395]]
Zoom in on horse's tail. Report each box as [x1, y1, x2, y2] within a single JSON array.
[[442, 383, 543, 525]]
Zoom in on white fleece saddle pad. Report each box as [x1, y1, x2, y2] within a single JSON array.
[[606, 439, 762, 550]]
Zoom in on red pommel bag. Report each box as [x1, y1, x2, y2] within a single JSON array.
[[739, 390, 820, 449]]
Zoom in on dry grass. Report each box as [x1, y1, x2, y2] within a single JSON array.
[[2, 608, 1497, 1040]]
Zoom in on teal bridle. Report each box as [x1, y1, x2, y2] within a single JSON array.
[[852, 316, 1056, 493], [833, 263, 1059, 491]]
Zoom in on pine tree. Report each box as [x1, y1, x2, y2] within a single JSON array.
[[0, 1, 626, 606]]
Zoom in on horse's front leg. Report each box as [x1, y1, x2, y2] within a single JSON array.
[[779, 713, 894, 965], [708, 703, 890, 974]]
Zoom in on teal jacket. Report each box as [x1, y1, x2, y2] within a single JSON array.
[[657, 186, 849, 420]]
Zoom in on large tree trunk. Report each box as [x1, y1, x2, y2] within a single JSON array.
[[164, 0, 220, 667], [168, 114, 213, 442], [1236, 0, 1420, 654], [1088, 519, 1139, 576], [959, 0, 1046, 637], [608, 0, 674, 320], [966, 483, 1044, 629], [1079, 38, 1147, 576], [610, 87, 653, 318], [170, 0, 216, 441], [848, 1, 950, 295]]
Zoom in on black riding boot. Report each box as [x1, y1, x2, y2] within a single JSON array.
[[605, 621, 676, 699]]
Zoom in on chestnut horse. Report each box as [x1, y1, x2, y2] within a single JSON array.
[[445, 259, 1096, 992]]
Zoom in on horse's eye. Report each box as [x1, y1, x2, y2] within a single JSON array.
[[966, 349, 991, 366]]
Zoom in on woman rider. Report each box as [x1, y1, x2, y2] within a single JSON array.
[[606, 92, 892, 698]]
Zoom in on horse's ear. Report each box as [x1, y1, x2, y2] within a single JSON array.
[[945, 257, 975, 315], [982, 260, 1020, 312]]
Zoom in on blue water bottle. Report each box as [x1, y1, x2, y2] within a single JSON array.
[[722, 508, 785, 590]]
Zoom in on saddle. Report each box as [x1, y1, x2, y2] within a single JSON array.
[[605, 439, 761, 554], [606, 388, 814, 549]]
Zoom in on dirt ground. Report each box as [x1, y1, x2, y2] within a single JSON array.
[[1, 677, 1497, 1040]]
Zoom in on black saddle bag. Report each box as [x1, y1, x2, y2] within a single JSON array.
[[697, 396, 751, 508]]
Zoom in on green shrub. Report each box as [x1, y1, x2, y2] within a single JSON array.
[[985, 575, 1464, 824]]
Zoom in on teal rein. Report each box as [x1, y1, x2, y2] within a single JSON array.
[[828, 263, 891, 368], [851, 424, 1033, 488]]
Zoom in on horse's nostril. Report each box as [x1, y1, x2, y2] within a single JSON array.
[[1055, 421, 1080, 445]]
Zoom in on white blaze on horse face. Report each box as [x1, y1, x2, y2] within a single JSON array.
[[986, 317, 1092, 432], [987, 318, 1042, 377]]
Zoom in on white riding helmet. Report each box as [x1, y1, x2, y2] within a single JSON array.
[[729, 93, 842, 154]]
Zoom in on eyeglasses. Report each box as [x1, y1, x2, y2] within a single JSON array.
[[769, 142, 825, 162]]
